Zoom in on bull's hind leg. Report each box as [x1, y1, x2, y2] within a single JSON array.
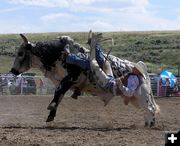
[[134, 84, 157, 127], [137, 96, 156, 127], [143, 102, 156, 127]]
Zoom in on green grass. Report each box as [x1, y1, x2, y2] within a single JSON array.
[[0, 55, 44, 75], [0, 55, 14, 73], [0, 31, 180, 75]]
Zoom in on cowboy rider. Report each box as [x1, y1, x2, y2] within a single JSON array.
[[63, 33, 144, 105]]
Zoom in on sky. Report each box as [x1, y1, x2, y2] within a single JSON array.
[[0, 0, 180, 34]]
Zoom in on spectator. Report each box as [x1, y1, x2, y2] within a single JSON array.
[[39, 78, 44, 95]]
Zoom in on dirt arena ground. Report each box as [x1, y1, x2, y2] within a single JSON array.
[[0, 95, 179, 146]]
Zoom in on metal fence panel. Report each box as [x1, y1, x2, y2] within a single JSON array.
[[0, 75, 55, 95], [0, 74, 180, 97]]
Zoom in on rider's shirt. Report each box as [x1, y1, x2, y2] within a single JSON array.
[[127, 75, 139, 91], [121, 75, 139, 97]]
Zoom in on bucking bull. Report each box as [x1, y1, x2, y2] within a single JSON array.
[[10, 32, 160, 127]]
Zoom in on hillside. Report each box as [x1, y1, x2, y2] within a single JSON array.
[[0, 31, 180, 75]]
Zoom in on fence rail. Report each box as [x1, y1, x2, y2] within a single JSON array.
[[0, 75, 55, 95], [0, 74, 180, 97]]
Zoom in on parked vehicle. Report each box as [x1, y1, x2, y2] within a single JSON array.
[[149, 73, 158, 96]]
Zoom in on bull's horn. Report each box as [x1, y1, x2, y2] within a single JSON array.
[[20, 34, 28, 44]]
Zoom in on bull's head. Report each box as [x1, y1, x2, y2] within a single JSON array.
[[10, 34, 33, 75]]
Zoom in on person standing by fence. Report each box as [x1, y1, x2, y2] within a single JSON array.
[[39, 78, 44, 95]]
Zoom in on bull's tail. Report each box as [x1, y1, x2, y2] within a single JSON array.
[[150, 90, 160, 114]]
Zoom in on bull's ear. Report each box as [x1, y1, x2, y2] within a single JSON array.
[[20, 34, 28, 44]]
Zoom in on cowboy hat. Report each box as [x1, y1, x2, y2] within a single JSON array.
[[131, 61, 147, 79]]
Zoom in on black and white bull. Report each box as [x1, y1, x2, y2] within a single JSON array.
[[10, 34, 160, 127]]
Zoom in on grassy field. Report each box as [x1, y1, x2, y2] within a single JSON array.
[[0, 31, 180, 75]]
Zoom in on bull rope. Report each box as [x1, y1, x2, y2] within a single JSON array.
[[102, 38, 114, 63]]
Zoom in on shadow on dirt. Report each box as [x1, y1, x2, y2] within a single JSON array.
[[1, 125, 133, 132]]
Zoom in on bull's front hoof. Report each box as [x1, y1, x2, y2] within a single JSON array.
[[71, 94, 78, 100], [46, 116, 54, 122], [71, 89, 81, 100], [47, 102, 57, 110]]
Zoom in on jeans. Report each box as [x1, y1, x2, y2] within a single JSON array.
[[95, 45, 104, 68], [66, 54, 90, 70], [66, 44, 104, 70]]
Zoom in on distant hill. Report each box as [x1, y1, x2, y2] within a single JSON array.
[[0, 31, 179, 75]]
